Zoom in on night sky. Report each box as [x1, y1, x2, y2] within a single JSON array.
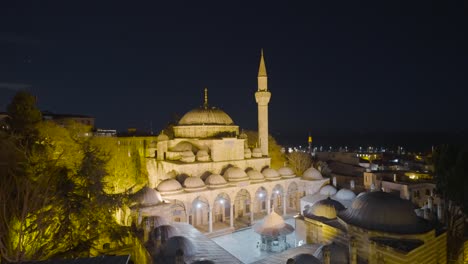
[[1, 1, 467, 149]]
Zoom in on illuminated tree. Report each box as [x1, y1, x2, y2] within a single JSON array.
[[0, 119, 131, 262], [286, 151, 312, 176]]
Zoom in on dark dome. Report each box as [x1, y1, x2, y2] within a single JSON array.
[[304, 197, 345, 220], [178, 107, 234, 125], [338, 191, 433, 234]]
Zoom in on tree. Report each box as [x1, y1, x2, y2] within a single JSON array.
[[243, 130, 286, 169], [0, 119, 130, 262], [6, 91, 42, 134], [286, 151, 312, 176], [433, 144, 468, 261]]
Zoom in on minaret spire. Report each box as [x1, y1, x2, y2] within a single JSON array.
[[258, 48, 267, 77], [255, 49, 271, 156], [204, 87, 208, 109]]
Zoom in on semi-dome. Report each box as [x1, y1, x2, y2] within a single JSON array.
[[131, 186, 163, 207], [335, 188, 356, 201], [252, 147, 262, 158], [253, 211, 294, 237], [319, 185, 337, 196], [338, 191, 433, 234], [247, 169, 265, 182], [204, 174, 228, 188], [302, 167, 323, 180], [224, 167, 249, 182], [178, 107, 234, 126], [278, 166, 295, 178], [180, 150, 195, 163], [262, 168, 281, 181], [196, 149, 210, 162], [170, 141, 196, 152], [304, 197, 345, 220], [183, 177, 206, 192], [157, 179, 183, 195]]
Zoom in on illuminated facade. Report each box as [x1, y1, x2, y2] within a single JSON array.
[[124, 51, 328, 237]]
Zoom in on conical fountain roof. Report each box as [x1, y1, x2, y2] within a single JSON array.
[[253, 211, 294, 237]]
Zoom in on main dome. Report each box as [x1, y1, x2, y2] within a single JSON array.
[[338, 191, 433, 234], [178, 107, 234, 126]]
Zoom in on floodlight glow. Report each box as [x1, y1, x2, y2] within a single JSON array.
[[197, 202, 202, 208]]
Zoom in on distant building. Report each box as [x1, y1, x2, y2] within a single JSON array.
[[42, 111, 95, 128]]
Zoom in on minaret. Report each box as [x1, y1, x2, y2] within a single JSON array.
[[255, 49, 271, 156]]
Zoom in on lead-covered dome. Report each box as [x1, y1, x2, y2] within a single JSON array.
[[224, 167, 249, 182], [178, 107, 234, 125], [278, 167, 295, 178], [183, 177, 206, 192], [335, 188, 356, 201], [157, 179, 184, 195], [262, 168, 281, 181], [304, 197, 345, 220], [302, 167, 323, 180], [247, 169, 265, 183], [204, 174, 228, 188], [131, 186, 163, 207], [338, 191, 433, 234], [320, 185, 337, 196]]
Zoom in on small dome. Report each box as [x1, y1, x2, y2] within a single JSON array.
[[204, 174, 228, 188], [183, 177, 206, 191], [178, 107, 234, 126], [302, 167, 323, 180], [224, 167, 249, 182], [157, 179, 183, 195], [278, 166, 295, 178], [292, 254, 321, 264], [247, 169, 265, 182], [338, 191, 433, 234], [252, 147, 262, 158], [335, 188, 356, 201], [157, 132, 169, 141], [244, 148, 252, 159], [253, 211, 294, 237], [154, 224, 178, 240], [320, 185, 337, 196], [262, 168, 281, 181], [196, 150, 210, 162], [161, 236, 196, 257], [131, 187, 163, 207], [180, 150, 195, 163], [304, 197, 345, 220]]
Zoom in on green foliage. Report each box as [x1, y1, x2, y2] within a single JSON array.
[[433, 144, 468, 214], [244, 130, 286, 169], [0, 119, 131, 262], [6, 91, 42, 133], [92, 137, 147, 194]]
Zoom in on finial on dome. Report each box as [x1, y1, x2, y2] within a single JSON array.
[[204, 88, 208, 109]]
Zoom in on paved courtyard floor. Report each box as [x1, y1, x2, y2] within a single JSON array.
[[211, 216, 298, 264]]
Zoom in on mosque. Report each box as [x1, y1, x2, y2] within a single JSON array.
[[118, 51, 448, 264]]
